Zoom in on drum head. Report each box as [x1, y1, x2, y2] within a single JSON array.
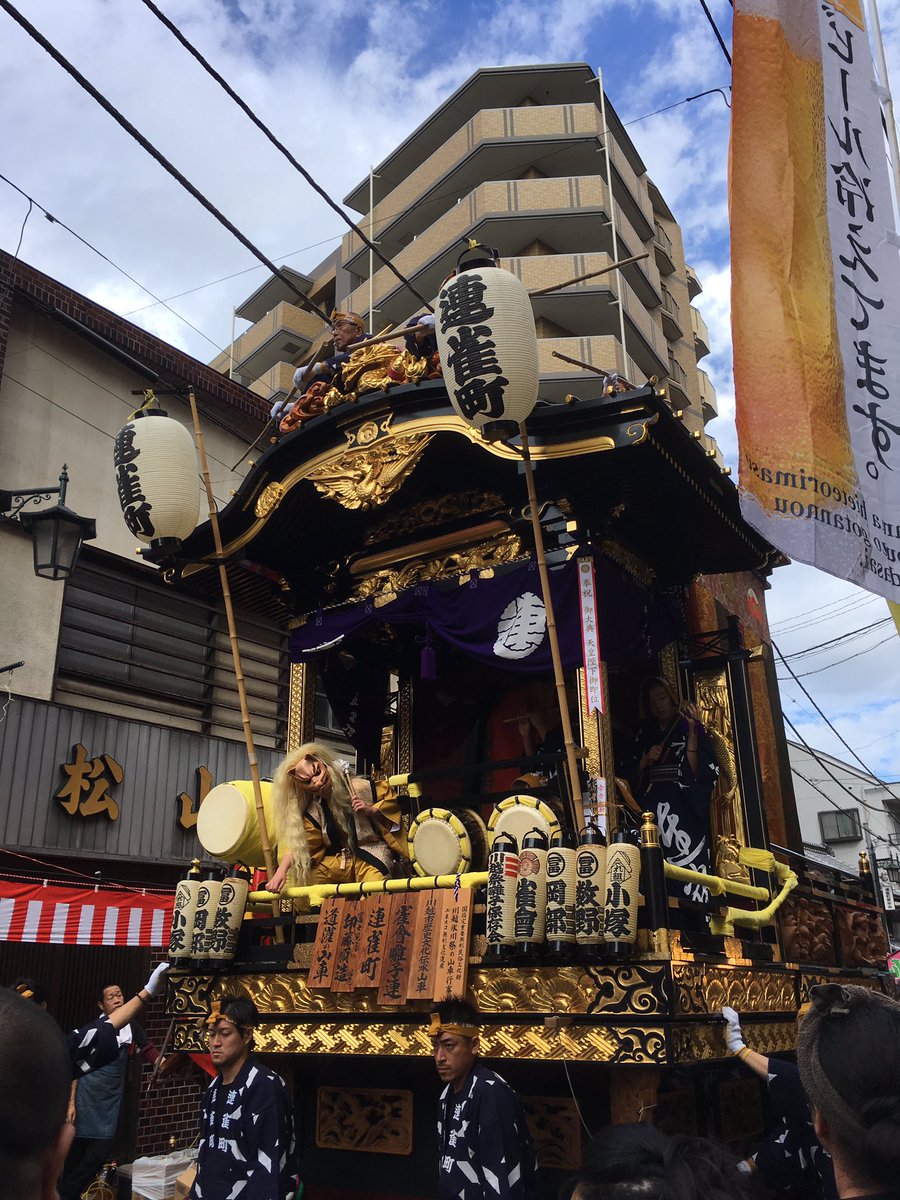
[[488, 795, 560, 851], [457, 809, 489, 872], [197, 782, 252, 859], [408, 808, 472, 878]]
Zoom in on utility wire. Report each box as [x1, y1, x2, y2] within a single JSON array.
[[698, 0, 732, 66], [12, 195, 31, 257], [771, 592, 879, 633], [139, 0, 434, 315], [0, 0, 332, 327], [1, 171, 227, 354], [782, 709, 894, 818], [776, 632, 897, 679], [775, 639, 900, 805], [780, 617, 893, 660]]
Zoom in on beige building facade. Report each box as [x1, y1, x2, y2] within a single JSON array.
[[216, 63, 719, 457]]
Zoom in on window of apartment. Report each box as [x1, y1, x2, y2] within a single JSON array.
[[55, 553, 288, 748], [818, 808, 862, 843]]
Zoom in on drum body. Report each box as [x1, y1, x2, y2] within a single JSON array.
[[408, 807, 489, 878], [196, 780, 277, 866], [488, 795, 561, 851]]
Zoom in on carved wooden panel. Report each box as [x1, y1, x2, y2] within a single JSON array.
[[779, 894, 836, 965], [523, 1097, 582, 1170], [316, 1086, 413, 1155], [834, 905, 888, 967]]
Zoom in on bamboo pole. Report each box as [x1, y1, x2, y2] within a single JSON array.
[[347, 321, 432, 348], [529, 252, 650, 296], [551, 350, 619, 379], [187, 390, 283, 937], [518, 420, 585, 835]]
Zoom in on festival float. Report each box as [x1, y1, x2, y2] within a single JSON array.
[[112, 9, 899, 1186]]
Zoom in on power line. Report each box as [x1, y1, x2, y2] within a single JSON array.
[[771, 592, 880, 633], [774, 639, 900, 806], [777, 631, 897, 679], [781, 617, 893, 660], [782, 709, 890, 818], [697, 0, 732, 66], [0, 0, 332, 328], [789, 763, 894, 852], [139, 0, 434, 315], [1, 170, 228, 354]]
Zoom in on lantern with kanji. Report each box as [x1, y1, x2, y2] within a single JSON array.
[[435, 242, 539, 442], [113, 408, 200, 553]]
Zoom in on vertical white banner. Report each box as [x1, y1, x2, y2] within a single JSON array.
[[577, 558, 605, 714]]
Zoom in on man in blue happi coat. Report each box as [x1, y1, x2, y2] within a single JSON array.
[[192, 994, 298, 1200], [431, 997, 539, 1200]]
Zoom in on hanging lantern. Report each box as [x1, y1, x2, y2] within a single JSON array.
[[113, 407, 199, 554], [575, 824, 606, 960], [191, 867, 223, 962], [514, 828, 548, 958], [545, 828, 577, 958], [485, 831, 519, 960], [603, 832, 641, 960], [168, 859, 203, 963], [434, 242, 539, 442]]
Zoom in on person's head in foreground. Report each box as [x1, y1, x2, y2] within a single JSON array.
[[0, 987, 73, 1200], [563, 1122, 750, 1200], [430, 996, 480, 1093], [797, 983, 900, 1197], [206, 994, 258, 1083]]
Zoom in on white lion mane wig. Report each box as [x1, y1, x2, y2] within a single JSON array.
[[271, 743, 354, 887]]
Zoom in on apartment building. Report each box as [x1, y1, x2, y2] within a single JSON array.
[[215, 63, 719, 456]]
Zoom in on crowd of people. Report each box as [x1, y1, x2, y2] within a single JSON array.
[[3, 969, 900, 1200]]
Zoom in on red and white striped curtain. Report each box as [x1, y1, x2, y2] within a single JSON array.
[[0, 880, 173, 946]]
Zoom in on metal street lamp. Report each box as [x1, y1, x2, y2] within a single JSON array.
[[0, 465, 96, 580]]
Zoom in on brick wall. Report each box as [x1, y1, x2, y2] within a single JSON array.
[[132, 1006, 207, 1158]]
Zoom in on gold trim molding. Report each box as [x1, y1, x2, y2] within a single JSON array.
[[670, 1020, 797, 1064], [287, 662, 317, 752], [672, 964, 796, 1014]]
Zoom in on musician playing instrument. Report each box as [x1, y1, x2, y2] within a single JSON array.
[[268, 744, 396, 891], [627, 677, 718, 902]]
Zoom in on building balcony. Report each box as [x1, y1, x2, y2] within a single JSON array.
[[698, 369, 718, 421], [660, 286, 683, 342], [248, 361, 296, 404], [685, 263, 702, 300], [229, 302, 321, 382], [691, 305, 711, 359], [345, 176, 664, 339], [234, 267, 313, 324], [536, 335, 644, 401], [653, 221, 675, 275], [342, 103, 655, 273], [666, 353, 689, 407]]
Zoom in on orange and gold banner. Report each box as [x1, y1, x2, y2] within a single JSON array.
[[731, 0, 900, 602]]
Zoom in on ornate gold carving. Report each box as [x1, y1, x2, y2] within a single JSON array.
[[694, 670, 751, 883], [670, 1020, 797, 1063], [601, 540, 655, 587], [316, 1087, 413, 1155], [255, 482, 285, 519], [167, 972, 214, 1017], [238, 1021, 665, 1064], [672, 964, 796, 1015], [350, 533, 526, 603], [287, 663, 317, 753], [365, 491, 505, 545], [523, 1098, 581, 1170], [779, 894, 836, 966], [398, 678, 412, 775], [658, 643, 681, 700], [307, 433, 432, 511]]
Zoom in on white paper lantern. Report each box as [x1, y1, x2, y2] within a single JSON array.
[[113, 410, 199, 547], [435, 258, 539, 440]]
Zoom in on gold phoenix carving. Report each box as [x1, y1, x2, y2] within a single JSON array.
[[307, 433, 432, 510], [316, 1087, 413, 1156], [672, 965, 796, 1015]]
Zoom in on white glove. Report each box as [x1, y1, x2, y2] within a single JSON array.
[[737, 1158, 755, 1175], [143, 962, 170, 997], [416, 314, 435, 329], [722, 1005, 746, 1054], [270, 397, 289, 420]]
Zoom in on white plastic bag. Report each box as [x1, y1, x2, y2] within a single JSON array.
[[130, 1151, 197, 1200]]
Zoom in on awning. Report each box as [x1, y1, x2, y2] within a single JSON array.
[[0, 879, 173, 946]]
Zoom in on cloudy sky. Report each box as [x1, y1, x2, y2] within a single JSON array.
[[2, 0, 899, 791]]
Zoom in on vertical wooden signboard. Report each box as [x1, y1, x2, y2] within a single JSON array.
[[377, 892, 419, 1006], [308, 897, 343, 989], [407, 888, 445, 1002], [432, 889, 473, 1002], [332, 899, 367, 992], [354, 895, 391, 989]]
